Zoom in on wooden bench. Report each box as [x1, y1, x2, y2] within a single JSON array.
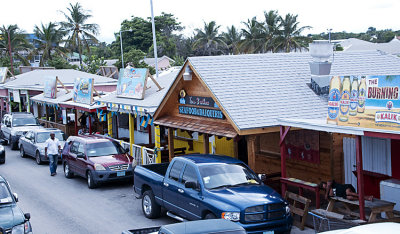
[[281, 177, 320, 209], [285, 191, 311, 230], [327, 196, 395, 222]]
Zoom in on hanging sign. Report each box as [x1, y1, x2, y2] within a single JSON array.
[[13, 90, 20, 103], [116, 67, 148, 99], [178, 90, 223, 119], [179, 106, 224, 119], [179, 95, 218, 108], [327, 75, 400, 131], [73, 77, 94, 104], [0, 67, 8, 83], [44, 76, 57, 98]]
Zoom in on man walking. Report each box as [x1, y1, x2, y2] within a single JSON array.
[[45, 133, 61, 176]]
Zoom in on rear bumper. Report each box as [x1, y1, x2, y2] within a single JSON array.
[[239, 215, 292, 234], [92, 169, 134, 183]]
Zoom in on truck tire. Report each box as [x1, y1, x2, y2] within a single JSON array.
[[142, 190, 161, 219]]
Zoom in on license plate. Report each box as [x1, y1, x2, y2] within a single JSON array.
[[263, 231, 274, 234], [117, 171, 125, 177]]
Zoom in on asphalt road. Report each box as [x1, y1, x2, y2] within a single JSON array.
[[0, 145, 174, 234]]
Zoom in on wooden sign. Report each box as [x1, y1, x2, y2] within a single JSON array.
[[180, 95, 218, 108], [73, 77, 94, 104], [179, 106, 224, 119], [0, 67, 7, 83], [44, 76, 57, 98], [117, 68, 148, 100]]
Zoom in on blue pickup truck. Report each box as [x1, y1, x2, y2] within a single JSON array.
[[134, 154, 292, 234]]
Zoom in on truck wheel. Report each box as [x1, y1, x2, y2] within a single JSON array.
[[205, 213, 216, 219], [142, 190, 161, 219]]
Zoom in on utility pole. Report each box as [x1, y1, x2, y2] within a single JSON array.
[[120, 30, 125, 69], [327, 28, 332, 43], [150, 0, 159, 78], [7, 29, 14, 75]]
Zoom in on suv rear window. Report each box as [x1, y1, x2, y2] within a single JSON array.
[[12, 117, 39, 127]]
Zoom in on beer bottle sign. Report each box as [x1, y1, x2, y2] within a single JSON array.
[[339, 76, 351, 122], [327, 76, 341, 124], [358, 76, 367, 113], [349, 76, 359, 116]]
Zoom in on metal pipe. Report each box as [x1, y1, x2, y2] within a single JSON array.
[[150, 0, 159, 78], [120, 31, 124, 69]]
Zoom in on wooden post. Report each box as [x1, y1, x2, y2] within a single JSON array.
[[247, 135, 256, 171], [203, 134, 209, 154], [45, 105, 49, 121], [356, 135, 366, 221], [155, 125, 161, 163], [54, 106, 57, 123], [147, 125, 152, 145], [74, 109, 78, 135], [0, 98, 3, 117], [129, 113, 135, 155], [88, 115, 92, 134], [280, 126, 291, 196], [107, 112, 113, 138], [26, 92, 30, 113], [18, 99, 22, 112], [168, 128, 175, 161]]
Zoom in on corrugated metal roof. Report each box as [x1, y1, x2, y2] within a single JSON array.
[[187, 50, 400, 130], [5, 69, 117, 90], [31, 89, 73, 104], [98, 68, 179, 114]]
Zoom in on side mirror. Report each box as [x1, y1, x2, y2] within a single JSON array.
[[77, 152, 85, 158], [40, 123, 45, 126], [6, 123, 11, 128], [185, 181, 199, 190], [13, 193, 18, 202], [24, 213, 31, 221], [0, 139, 6, 145]]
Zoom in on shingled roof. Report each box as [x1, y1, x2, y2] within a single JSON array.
[[187, 50, 400, 131]]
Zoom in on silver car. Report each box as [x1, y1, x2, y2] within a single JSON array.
[[18, 128, 66, 165]]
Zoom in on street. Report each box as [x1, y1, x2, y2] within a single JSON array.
[[0, 145, 174, 234]]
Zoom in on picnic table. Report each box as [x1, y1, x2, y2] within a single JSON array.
[[326, 196, 396, 222], [280, 177, 320, 209]]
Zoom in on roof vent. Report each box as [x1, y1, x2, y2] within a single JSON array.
[[309, 40, 333, 75]]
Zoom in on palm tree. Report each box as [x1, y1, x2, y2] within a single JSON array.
[[275, 14, 311, 52], [0, 25, 32, 74], [239, 17, 265, 53], [260, 10, 281, 52], [222, 25, 241, 55], [192, 21, 227, 56], [33, 22, 67, 66], [59, 2, 99, 69]]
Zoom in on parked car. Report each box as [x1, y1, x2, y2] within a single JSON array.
[[19, 128, 67, 164], [122, 219, 246, 234], [0, 139, 6, 164], [1, 112, 44, 150], [62, 135, 134, 189], [134, 154, 293, 234], [0, 175, 33, 233], [322, 222, 400, 234]]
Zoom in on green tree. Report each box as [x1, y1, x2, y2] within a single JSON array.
[[46, 54, 77, 69], [261, 10, 281, 52], [193, 21, 227, 56], [33, 22, 67, 66], [0, 24, 32, 74], [83, 55, 106, 74], [275, 13, 311, 52], [59, 2, 99, 69], [239, 17, 264, 53], [222, 25, 241, 54]]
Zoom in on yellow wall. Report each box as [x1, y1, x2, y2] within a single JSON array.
[[173, 130, 235, 157]]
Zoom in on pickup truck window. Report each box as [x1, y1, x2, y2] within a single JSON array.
[[169, 161, 185, 182], [199, 163, 260, 190], [182, 164, 198, 184]]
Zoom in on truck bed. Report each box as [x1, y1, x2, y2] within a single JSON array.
[[141, 163, 169, 177]]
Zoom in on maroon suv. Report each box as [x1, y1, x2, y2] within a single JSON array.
[[62, 135, 134, 189]]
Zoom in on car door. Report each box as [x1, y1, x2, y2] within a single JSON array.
[[75, 142, 87, 176], [162, 160, 185, 212], [2, 115, 11, 139], [26, 131, 36, 156], [68, 141, 80, 174], [175, 163, 203, 220], [21, 131, 33, 156]]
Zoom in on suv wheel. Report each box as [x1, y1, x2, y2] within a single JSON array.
[[35, 151, 43, 165], [20, 146, 26, 158], [64, 163, 74, 178], [87, 171, 97, 189]]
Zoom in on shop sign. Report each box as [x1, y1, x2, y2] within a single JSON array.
[[327, 75, 400, 131], [0, 67, 7, 83], [73, 77, 94, 104], [43, 76, 57, 99], [13, 90, 20, 103], [179, 106, 224, 119], [179, 95, 218, 108], [116, 68, 148, 100]]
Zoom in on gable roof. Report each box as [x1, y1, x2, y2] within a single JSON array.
[[339, 38, 400, 55], [186, 50, 400, 131], [142, 55, 175, 66], [4, 69, 117, 91]]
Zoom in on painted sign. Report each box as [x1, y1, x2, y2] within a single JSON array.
[[13, 90, 20, 103], [73, 77, 94, 104], [116, 68, 147, 99], [43, 76, 57, 99], [285, 130, 319, 164], [0, 67, 7, 83], [179, 106, 224, 119], [179, 95, 218, 108], [327, 75, 400, 131]]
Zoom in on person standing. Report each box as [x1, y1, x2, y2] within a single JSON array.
[[45, 133, 61, 176]]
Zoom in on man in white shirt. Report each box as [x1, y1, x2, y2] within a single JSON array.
[[45, 133, 61, 176]]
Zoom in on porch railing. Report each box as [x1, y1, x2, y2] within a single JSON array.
[[119, 141, 157, 165]]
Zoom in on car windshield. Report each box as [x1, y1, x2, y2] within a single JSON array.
[[37, 132, 65, 143], [86, 141, 125, 157], [12, 117, 39, 127], [0, 182, 13, 205], [199, 163, 260, 190]]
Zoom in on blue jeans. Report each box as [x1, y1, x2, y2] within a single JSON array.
[[48, 154, 58, 174]]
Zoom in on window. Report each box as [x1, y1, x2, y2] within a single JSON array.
[[168, 161, 185, 182], [77, 143, 85, 155], [12, 117, 39, 127], [182, 165, 198, 184], [25, 132, 33, 140], [0, 183, 12, 204], [36, 132, 65, 143], [70, 142, 79, 154]]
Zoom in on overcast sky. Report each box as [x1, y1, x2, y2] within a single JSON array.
[[1, 0, 399, 44]]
